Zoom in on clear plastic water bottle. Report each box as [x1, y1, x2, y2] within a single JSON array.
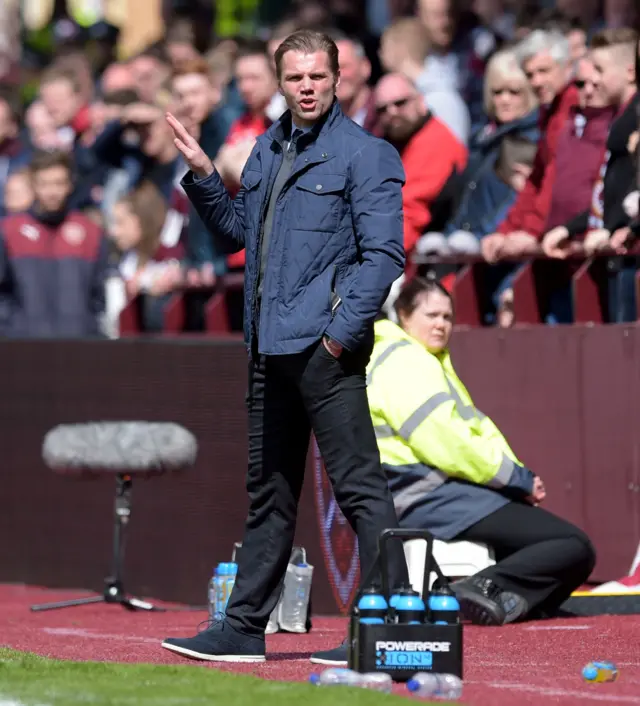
[[407, 673, 463, 700], [265, 605, 280, 634], [207, 566, 218, 618], [310, 668, 392, 692], [215, 563, 231, 614], [225, 562, 237, 607], [278, 561, 313, 632]]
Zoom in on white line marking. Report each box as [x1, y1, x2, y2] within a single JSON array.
[[468, 681, 640, 703], [525, 624, 593, 631], [41, 628, 157, 644]]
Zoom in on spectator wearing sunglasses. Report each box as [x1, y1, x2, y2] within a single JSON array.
[[417, 49, 540, 258], [374, 72, 467, 260]]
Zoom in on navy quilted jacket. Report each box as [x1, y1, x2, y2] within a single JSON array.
[[182, 100, 406, 355]]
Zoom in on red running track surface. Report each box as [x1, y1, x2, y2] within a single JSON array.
[[2, 585, 640, 705]]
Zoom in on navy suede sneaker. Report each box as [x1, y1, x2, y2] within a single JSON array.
[[310, 638, 348, 666], [162, 619, 265, 663]]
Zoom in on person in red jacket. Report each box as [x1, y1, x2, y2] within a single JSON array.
[[374, 72, 468, 258], [481, 29, 579, 263]]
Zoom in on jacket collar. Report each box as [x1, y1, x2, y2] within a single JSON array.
[[263, 98, 345, 152]]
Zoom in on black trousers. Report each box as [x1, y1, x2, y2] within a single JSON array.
[[225, 340, 409, 636], [456, 502, 596, 616]]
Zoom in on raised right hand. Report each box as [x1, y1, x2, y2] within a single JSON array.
[[166, 112, 214, 179]]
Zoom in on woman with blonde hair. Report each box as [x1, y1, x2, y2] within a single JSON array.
[[416, 48, 540, 258]]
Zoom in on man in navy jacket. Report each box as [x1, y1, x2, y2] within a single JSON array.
[[162, 29, 409, 665]]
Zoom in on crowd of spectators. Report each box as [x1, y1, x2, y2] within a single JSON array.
[[0, 0, 638, 336]]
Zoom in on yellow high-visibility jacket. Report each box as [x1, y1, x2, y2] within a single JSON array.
[[366, 319, 534, 539]]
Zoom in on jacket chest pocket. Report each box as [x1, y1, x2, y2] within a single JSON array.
[[240, 169, 263, 229], [293, 173, 346, 233]]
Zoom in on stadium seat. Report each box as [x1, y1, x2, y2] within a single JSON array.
[[404, 538, 495, 594]]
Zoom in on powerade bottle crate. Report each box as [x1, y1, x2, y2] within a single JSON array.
[[349, 529, 463, 683]]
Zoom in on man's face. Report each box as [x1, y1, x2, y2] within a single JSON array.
[[139, 116, 173, 159], [375, 76, 426, 142], [172, 73, 218, 131], [130, 56, 168, 103], [523, 50, 569, 106], [590, 47, 630, 107], [25, 103, 63, 151], [335, 40, 370, 104], [166, 41, 200, 71], [101, 63, 134, 94], [279, 50, 337, 127], [418, 0, 454, 50], [235, 55, 278, 114], [575, 56, 606, 108], [32, 165, 73, 213], [40, 79, 80, 128], [0, 100, 17, 143]]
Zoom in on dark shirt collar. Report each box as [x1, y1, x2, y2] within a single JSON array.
[[267, 99, 343, 150], [29, 205, 69, 228]]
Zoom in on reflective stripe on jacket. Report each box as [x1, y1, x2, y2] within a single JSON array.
[[366, 319, 534, 537]]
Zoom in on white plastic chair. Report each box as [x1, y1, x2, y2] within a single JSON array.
[[404, 538, 496, 594]]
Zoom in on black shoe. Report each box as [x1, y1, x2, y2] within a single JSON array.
[[162, 618, 265, 663], [499, 591, 529, 624], [451, 577, 508, 626], [310, 638, 348, 666]]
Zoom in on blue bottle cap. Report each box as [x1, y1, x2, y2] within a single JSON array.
[[429, 594, 459, 609], [228, 563, 238, 575], [406, 679, 419, 692], [358, 593, 388, 610], [583, 665, 598, 681], [358, 587, 388, 610]]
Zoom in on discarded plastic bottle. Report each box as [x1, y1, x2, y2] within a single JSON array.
[[407, 672, 463, 700], [310, 668, 392, 692], [582, 661, 618, 683]]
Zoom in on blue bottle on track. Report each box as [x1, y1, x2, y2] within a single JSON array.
[[428, 584, 460, 624], [582, 661, 618, 683], [357, 587, 388, 624], [215, 563, 231, 615], [226, 562, 238, 607], [391, 585, 426, 624]]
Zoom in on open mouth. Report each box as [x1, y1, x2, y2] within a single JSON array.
[[300, 99, 316, 110]]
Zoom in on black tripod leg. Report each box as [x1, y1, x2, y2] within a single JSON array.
[[31, 595, 106, 612]]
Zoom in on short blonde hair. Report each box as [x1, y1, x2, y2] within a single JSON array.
[[484, 49, 538, 120]]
